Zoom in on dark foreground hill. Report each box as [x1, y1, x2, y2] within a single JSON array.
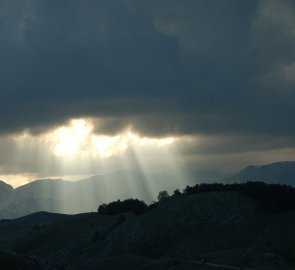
[[0, 212, 68, 248], [1, 190, 295, 270]]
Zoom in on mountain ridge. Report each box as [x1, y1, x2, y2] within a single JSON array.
[[1, 161, 295, 219], [226, 161, 295, 185], [0, 170, 193, 219]]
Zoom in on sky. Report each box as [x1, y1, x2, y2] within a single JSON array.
[[1, 0, 295, 187]]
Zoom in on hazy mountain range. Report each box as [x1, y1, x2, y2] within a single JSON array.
[[0, 170, 195, 219], [225, 161, 295, 185], [0, 161, 295, 219]]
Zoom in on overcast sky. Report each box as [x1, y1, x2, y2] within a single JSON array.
[[1, 0, 295, 186]]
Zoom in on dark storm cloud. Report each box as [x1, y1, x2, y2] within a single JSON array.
[[174, 135, 295, 157], [0, 0, 295, 144]]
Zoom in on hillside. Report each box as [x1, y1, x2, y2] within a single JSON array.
[[0, 212, 68, 248], [3, 190, 295, 270], [0, 251, 54, 270]]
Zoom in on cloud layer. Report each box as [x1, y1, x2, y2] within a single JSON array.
[[0, 0, 295, 182]]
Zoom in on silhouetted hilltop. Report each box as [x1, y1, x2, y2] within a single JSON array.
[[181, 181, 295, 211]]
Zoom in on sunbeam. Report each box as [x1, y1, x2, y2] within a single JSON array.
[[5, 118, 189, 209]]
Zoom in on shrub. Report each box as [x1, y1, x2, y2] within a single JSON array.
[[98, 199, 147, 215]]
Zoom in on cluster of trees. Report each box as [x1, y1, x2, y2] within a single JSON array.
[[180, 182, 295, 211], [97, 181, 295, 216], [98, 198, 147, 215]]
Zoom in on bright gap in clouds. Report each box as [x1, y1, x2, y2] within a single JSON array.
[[46, 119, 175, 159], [3, 118, 194, 207], [8, 118, 192, 201]]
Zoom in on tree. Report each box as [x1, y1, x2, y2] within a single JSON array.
[[97, 203, 107, 214], [173, 189, 182, 196], [157, 190, 169, 201]]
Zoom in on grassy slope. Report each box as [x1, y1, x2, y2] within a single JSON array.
[[0, 212, 68, 248]]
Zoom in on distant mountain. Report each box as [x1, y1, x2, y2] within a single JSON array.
[[2, 161, 295, 219], [193, 169, 228, 183], [0, 170, 193, 219], [0, 180, 13, 193], [225, 161, 295, 185], [0, 181, 13, 206], [0, 181, 13, 197]]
